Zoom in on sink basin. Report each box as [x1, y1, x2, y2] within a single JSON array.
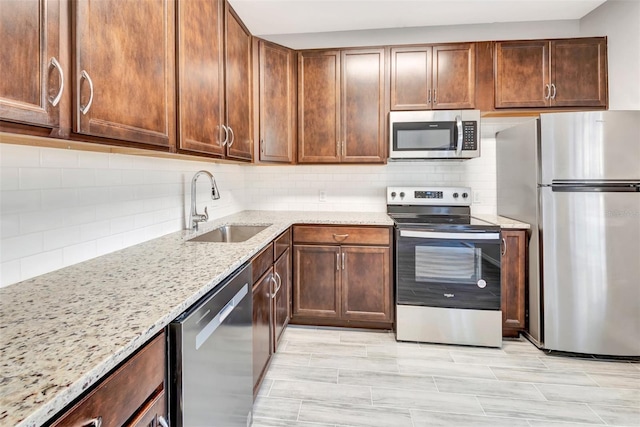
[[188, 224, 271, 243]]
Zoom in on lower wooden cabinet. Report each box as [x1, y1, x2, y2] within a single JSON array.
[[50, 331, 166, 427], [251, 229, 292, 396], [292, 225, 393, 328], [501, 229, 527, 337]]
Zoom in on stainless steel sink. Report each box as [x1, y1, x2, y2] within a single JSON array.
[[188, 224, 271, 243]]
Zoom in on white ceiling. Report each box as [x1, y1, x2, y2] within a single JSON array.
[[228, 0, 607, 36]]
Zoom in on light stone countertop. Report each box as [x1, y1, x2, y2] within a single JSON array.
[[473, 214, 531, 230], [0, 209, 526, 427], [0, 210, 393, 427]]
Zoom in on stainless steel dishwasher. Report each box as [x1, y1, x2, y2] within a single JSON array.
[[169, 263, 253, 427]]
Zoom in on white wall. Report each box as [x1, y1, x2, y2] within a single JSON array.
[[580, 0, 640, 110], [0, 143, 247, 287]]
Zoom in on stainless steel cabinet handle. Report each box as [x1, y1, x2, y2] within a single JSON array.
[[228, 126, 235, 147], [400, 230, 501, 240], [433, 89, 437, 104], [48, 57, 64, 107], [260, 139, 264, 155], [274, 272, 282, 295], [427, 89, 431, 104], [332, 233, 349, 241], [221, 125, 229, 146], [269, 275, 278, 299], [158, 416, 169, 427], [341, 252, 345, 270], [83, 417, 102, 427], [544, 84, 551, 100], [79, 70, 94, 115], [550, 83, 557, 99], [501, 238, 507, 256], [336, 253, 340, 271]]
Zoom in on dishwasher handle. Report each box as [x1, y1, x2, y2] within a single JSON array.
[[195, 283, 249, 350]]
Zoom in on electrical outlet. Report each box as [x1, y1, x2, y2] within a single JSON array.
[[318, 190, 327, 202], [473, 191, 481, 203]]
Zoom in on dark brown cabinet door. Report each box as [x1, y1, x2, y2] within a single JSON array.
[[74, 0, 175, 148], [390, 46, 431, 110], [341, 48, 386, 163], [273, 247, 291, 350], [293, 245, 340, 318], [259, 40, 296, 163], [341, 246, 391, 322], [551, 38, 607, 108], [501, 230, 526, 337], [0, 0, 62, 128], [432, 44, 475, 110], [297, 51, 341, 163], [495, 40, 549, 108], [224, 4, 253, 161], [176, 0, 225, 156], [252, 269, 273, 394]]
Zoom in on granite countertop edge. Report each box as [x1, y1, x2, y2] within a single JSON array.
[[1, 210, 528, 427]]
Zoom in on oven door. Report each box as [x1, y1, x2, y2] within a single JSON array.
[[396, 228, 501, 310]]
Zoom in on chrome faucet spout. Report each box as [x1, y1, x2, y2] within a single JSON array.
[[189, 170, 220, 230]]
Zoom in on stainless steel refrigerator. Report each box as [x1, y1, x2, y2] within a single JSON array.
[[496, 111, 640, 357]]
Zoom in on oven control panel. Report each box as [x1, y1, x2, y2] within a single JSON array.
[[387, 187, 471, 206]]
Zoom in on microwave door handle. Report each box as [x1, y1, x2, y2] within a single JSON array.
[[455, 115, 463, 156], [399, 230, 501, 240]]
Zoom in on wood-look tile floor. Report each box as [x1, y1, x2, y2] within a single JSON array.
[[252, 326, 640, 427]]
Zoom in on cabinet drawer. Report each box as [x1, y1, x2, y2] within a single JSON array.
[[274, 229, 291, 260], [128, 390, 166, 427], [252, 243, 274, 284], [51, 332, 165, 427], [293, 226, 390, 246]]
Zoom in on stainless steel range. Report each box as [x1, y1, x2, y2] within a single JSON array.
[[387, 186, 503, 348]]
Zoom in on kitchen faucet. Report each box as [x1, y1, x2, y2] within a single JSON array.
[[189, 170, 220, 231]]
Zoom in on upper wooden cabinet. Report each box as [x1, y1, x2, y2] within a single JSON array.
[[495, 38, 607, 109], [177, 0, 252, 160], [0, 0, 63, 130], [257, 39, 297, 163], [298, 48, 386, 164], [391, 44, 476, 110], [74, 0, 176, 149]]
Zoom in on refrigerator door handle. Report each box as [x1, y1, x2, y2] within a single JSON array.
[[551, 183, 640, 193]]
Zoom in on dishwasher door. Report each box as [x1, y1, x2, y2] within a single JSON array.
[[169, 264, 253, 427]]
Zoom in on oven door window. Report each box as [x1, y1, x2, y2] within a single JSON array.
[[396, 235, 501, 310], [393, 122, 455, 151]]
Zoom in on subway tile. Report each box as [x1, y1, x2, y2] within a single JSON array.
[[1, 214, 20, 238], [110, 216, 136, 235], [94, 169, 122, 186], [477, 396, 603, 424], [43, 225, 82, 251], [80, 220, 111, 241], [0, 144, 40, 167], [1, 233, 43, 263], [298, 400, 413, 427], [40, 147, 78, 168], [61, 168, 96, 188], [108, 153, 134, 169], [535, 383, 640, 407], [411, 410, 530, 427], [62, 241, 97, 267], [19, 168, 62, 190], [41, 189, 78, 211], [20, 249, 63, 281], [1, 167, 19, 190], [77, 151, 110, 169], [0, 260, 21, 287], [95, 234, 124, 256], [0, 190, 41, 214]]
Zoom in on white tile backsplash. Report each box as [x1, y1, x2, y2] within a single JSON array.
[[0, 130, 503, 287]]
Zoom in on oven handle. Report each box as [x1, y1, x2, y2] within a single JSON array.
[[399, 230, 500, 240]]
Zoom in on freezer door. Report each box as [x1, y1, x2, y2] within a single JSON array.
[[541, 187, 640, 356], [540, 111, 640, 183]]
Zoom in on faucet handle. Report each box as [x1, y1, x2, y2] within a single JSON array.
[[203, 206, 209, 222]]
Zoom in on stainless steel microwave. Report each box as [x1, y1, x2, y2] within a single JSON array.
[[389, 110, 481, 160]]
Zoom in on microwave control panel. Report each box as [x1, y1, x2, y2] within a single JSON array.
[[462, 121, 477, 150]]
